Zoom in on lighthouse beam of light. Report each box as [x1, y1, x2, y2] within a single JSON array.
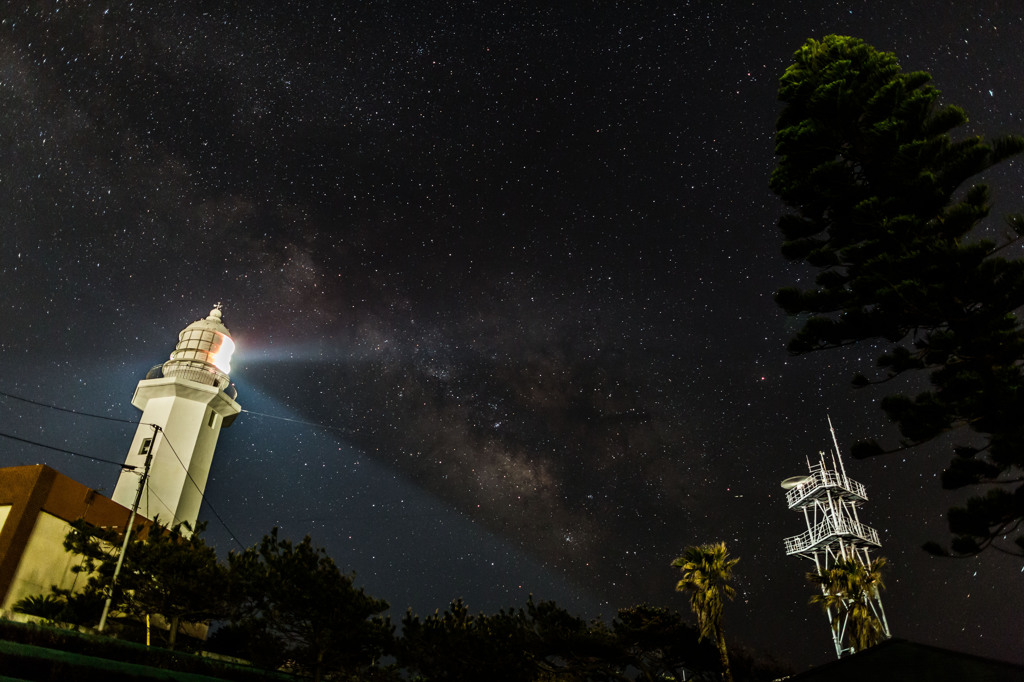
[[236, 338, 413, 368], [210, 384, 598, 618]]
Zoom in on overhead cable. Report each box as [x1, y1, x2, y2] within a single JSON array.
[[0, 430, 130, 468], [0, 388, 139, 425]]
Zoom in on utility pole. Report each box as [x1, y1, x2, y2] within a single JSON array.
[[98, 424, 158, 632]]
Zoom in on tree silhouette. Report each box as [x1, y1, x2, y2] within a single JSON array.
[[40, 519, 227, 646], [612, 603, 720, 681], [225, 529, 392, 682], [771, 34, 1024, 557], [397, 599, 536, 682], [672, 542, 739, 682], [807, 557, 888, 653], [11, 594, 66, 622], [122, 522, 229, 649]]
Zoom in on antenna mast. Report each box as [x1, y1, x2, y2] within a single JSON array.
[[827, 414, 848, 482]]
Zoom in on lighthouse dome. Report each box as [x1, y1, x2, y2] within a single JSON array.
[[161, 306, 236, 390]]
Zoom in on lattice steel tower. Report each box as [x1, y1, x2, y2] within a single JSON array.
[[781, 417, 891, 658]]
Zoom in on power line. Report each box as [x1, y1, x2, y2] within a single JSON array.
[[158, 430, 246, 551], [0, 389, 247, 549], [1, 387, 352, 440], [239, 408, 356, 435], [0, 430, 130, 468], [0, 389, 139, 425], [1, 388, 355, 440], [0, 388, 347, 550]]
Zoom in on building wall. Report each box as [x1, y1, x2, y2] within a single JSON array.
[[2, 511, 88, 611], [0, 465, 138, 615]]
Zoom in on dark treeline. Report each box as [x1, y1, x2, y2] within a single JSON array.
[[13, 522, 790, 682]]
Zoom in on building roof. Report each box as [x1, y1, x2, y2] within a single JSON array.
[[789, 638, 1024, 682], [179, 307, 232, 338], [0, 464, 141, 606]]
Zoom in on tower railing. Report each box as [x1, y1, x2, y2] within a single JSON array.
[[144, 364, 238, 400], [784, 516, 881, 555], [786, 462, 867, 509]]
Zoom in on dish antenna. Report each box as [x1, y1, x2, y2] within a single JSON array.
[[780, 475, 811, 490]]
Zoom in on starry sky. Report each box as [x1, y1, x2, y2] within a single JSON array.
[[1, 0, 1021, 670]]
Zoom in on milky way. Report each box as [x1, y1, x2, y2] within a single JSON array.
[[1, 1, 1021, 669]]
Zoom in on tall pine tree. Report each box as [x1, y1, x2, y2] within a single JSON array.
[[771, 35, 1024, 557], [225, 529, 392, 682]]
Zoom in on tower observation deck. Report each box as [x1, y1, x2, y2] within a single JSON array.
[[783, 460, 880, 557]]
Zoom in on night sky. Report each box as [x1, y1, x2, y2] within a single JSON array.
[[1, 1, 1021, 670]]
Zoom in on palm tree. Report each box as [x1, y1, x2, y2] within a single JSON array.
[[671, 542, 739, 682], [12, 593, 66, 622], [807, 556, 888, 654]]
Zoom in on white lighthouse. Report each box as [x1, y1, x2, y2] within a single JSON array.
[[112, 305, 241, 530]]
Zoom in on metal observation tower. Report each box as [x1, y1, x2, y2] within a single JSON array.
[[781, 418, 891, 658]]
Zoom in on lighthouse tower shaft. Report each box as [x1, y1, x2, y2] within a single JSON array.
[[112, 307, 240, 530]]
